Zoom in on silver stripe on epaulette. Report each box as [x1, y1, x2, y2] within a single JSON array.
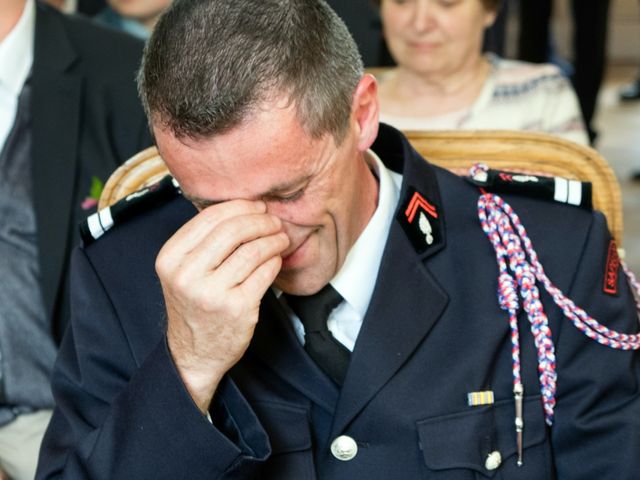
[[554, 177, 568, 203], [554, 177, 582, 206], [99, 208, 114, 231], [87, 213, 105, 240], [568, 180, 582, 206]]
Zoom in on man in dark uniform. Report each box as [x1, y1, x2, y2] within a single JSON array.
[[37, 0, 640, 478]]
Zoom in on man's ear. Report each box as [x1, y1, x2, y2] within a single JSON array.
[[352, 74, 380, 152]]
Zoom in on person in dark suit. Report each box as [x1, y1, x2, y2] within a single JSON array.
[[76, 0, 106, 16], [36, 0, 640, 478], [0, 0, 150, 477]]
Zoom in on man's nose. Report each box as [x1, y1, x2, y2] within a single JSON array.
[[265, 203, 296, 230]]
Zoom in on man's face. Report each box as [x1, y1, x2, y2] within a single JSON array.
[[154, 96, 379, 295]]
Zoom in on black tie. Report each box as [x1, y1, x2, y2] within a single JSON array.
[[285, 285, 351, 385]]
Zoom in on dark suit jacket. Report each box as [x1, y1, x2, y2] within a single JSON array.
[[30, 2, 152, 342], [37, 125, 640, 479]]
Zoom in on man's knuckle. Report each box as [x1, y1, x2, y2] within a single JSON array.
[[172, 270, 193, 292]]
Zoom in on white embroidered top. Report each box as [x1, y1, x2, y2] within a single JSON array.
[[379, 55, 589, 146]]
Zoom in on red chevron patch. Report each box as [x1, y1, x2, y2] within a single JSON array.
[[404, 191, 438, 223]]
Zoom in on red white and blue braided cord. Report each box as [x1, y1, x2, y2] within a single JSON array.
[[471, 164, 640, 426]]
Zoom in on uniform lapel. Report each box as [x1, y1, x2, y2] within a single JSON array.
[[250, 290, 340, 414], [31, 3, 82, 321], [330, 220, 449, 435], [331, 125, 451, 435]]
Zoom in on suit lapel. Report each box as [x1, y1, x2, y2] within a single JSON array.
[[249, 290, 340, 413], [31, 3, 82, 320]]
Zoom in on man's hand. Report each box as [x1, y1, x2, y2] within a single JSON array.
[[156, 200, 289, 413], [0, 467, 9, 480]]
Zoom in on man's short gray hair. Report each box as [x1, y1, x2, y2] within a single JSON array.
[[138, 0, 364, 143]]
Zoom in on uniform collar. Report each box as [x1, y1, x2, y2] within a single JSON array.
[[0, 0, 35, 97], [372, 122, 447, 260]]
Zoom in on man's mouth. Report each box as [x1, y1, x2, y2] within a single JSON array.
[[281, 234, 312, 269]]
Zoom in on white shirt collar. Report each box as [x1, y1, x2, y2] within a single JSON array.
[[331, 149, 402, 318], [0, 0, 35, 97]]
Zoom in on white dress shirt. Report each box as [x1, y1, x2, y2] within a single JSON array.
[[286, 150, 402, 351], [0, 0, 35, 153]]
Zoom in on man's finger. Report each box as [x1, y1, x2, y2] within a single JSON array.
[[236, 254, 284, 301], [162, 199, 267, 258], [216, 231, 289, 286], [158, 205, 281, 276], [162, 212, 284, 282]]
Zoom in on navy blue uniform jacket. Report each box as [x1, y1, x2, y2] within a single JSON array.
[[37, 126, 640, 479]]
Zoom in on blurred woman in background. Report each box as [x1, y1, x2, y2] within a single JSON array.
[[374, 0, 589, 145]]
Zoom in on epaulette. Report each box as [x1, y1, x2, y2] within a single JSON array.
[[79, 175, 180, 245], [467, 166, 593, 210]]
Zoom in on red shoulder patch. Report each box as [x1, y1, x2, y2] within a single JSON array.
[[603, 240, 620, 295]]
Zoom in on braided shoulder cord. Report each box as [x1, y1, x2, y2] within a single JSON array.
[[470, 164, 640, 428]]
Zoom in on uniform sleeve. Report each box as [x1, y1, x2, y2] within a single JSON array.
[[551, 212, 640, 478], [36, 248, 271, 479]]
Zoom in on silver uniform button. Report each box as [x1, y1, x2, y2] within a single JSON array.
[[485, 451, 502, 471], [330, 435, 358, 461]]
